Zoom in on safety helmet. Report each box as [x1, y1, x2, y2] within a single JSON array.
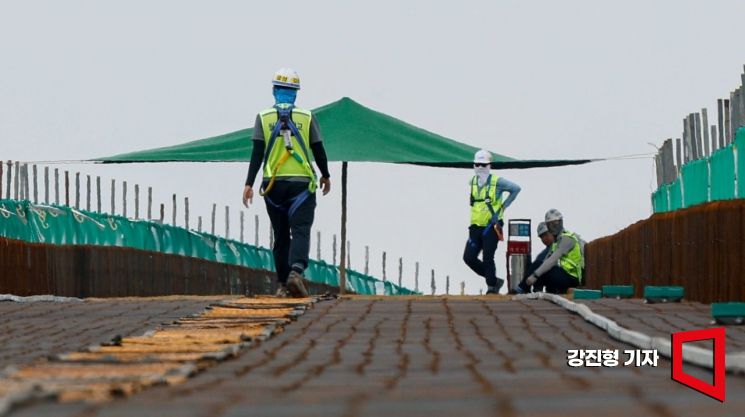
[[544, 209, 563, 222], [272, 68, 301, 89], [536, 222, 549, 236], [473, 149, 492, 164]]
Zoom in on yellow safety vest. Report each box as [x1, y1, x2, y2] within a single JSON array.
[[260, 106, 315, 181], [469, 175, 503, 227], [551, 230, 584, 282]]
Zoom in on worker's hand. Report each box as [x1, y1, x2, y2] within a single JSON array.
[[242, 185, 253, 208], [526, 274, 537, 286], [319, 177, 331, 196]]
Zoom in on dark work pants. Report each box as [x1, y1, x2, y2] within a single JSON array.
[[263, 181, 316, 285], [463, 223, 501, 287], [532, 266, 578, 294]]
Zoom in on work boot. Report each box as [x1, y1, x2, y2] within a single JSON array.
[[275, 284, 289, 298], [495, 278, 504, 291], [286, 271, 309, 298], [485, 286, 500, 295]]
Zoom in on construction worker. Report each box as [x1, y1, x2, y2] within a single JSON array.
[[242, 68, 331, 298], [511, 221, 554, 294], [463, 149, 521, 294], [523, 209, 584, 294]]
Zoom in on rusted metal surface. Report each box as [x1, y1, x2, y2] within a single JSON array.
[[585, 200, 745, 304], [0, 296, 318, 415], [0, 236, 338, 297]]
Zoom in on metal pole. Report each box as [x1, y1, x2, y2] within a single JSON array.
[[332, 234, 337, 265], [718, 98, 725, 148], [14, 162, 20, 200], [431, 269, 435, 296], [172, 194, 177, 226], [147, 187, 153, 220], [702, 108, 711, 157], [96, 176, 101, 213], [211, 203, 216, 234], [134, 184, 139, 219], [711, 126, 718, 154], [184, 197, 190, 229], [0, 162, 3, 199], [382, 251, 387, 282], [54, 168, 59, 204], [159, 203, 165, 223], [446, 275, 450, 295], [240, 211, 245, 243], [694, 113, 703, 158], [198, 216, 203, 232], [75, 172, 80, 208], [64, 171, 69, 206], [346, 241, 351, 269], [110, 179, 115, 214], [254, 215, 259, 246], [364, 245, 370, 275], [415, 262, 419, 292], [339, 161, 348, 294], [225, 205, 230, 238], [316, 231, 321, 259], [460, 281, 465, 296], [122, 181, 127, 216], [32, 165, 38, 203], [724, 99, 731, 143], [44, 166, 49, 204], [4, 161, 10, 199], [398, 257, 403, 287], [86, 175, 91, 211]]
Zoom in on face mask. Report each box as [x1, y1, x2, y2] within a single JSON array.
[[474, 166, 490, 185], [273, 87, 297, 105]]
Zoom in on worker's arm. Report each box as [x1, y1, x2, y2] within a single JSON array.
[[496, 177, 521, 209], [244, 114, 265, 188], [531, 235, 574, 278], [309, 118, 330, 179]]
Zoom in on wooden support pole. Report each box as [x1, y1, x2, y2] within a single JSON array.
[[430, 269, 435, 296], [332, 234, 337, 265], [64, 170, 69, 206], [122, 181, 127, 217], [184, 197, 190, 229], [110, 179, 115, 214], [415, 262, 419, 292], [225, 205, 230, 238], [398, 257, 403, 287], [134, 184, 139, 219], [44, 167, 49, 204], [96, 176, 101, 212], [147, 187, 152, 220], [75, 172, 80, 209], [86, 175, 91, 211], [211, 203, 216, 234], [382, 251, 387, 282], [240, 211, 245, 243], [702, 108, 711, 157], [718, 98, 725, 148], [171, 194, 177, 226], [364, 245, 370, 275], [316, 231, 321, 259], [54, 169, 59, 205], [14, 162, 20, 200], [32, 165, 38, 203]]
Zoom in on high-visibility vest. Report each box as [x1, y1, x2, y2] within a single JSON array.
[[469, 175, 503, 227], [551, 230, 584, 282], [260, 106, 314, 179]]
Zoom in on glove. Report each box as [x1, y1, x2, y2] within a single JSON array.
[[526, 274, 537, 286]]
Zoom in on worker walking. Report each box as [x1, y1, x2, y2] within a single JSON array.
[[511, 221, 554, 294], [463, 150, 521, 294], [242, 68, 331, 298], [523, 209, 584, 294]]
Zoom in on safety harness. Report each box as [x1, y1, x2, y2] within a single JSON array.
[[259, 104, 317, 197], [471, 175, 505, 240]]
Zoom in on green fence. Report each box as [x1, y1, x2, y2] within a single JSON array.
[[652, 127, 744, 213], [0, 199, 418, 296]]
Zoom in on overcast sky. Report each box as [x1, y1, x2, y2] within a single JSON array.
[[1, 0, 744, 294]]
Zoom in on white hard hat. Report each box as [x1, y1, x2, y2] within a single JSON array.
[[272, 68, 301, 89], [536, 222, 549, 236], [473, 149, 492, 164], [545, 209, 563, 222]]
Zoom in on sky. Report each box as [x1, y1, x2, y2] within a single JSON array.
[[1, 0, 744, 294]]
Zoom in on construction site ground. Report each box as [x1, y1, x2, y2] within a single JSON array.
[[2, 295, 744, 417]]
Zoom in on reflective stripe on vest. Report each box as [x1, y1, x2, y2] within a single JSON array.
[[551, 230, 584, 282], [260, 107, 314, 179], [469, 175, 503, 227]]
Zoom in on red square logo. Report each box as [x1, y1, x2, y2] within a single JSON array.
[[671, 327, 726, 402]]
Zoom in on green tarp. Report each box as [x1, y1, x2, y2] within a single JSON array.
[[681, 159, 709, 207], [737, 128, 745, 198], [652, 185, 669, 212], [0, 199, 418, 296], [710, 145, 736, 200], [669, 177, 683, 210], [96, 97, 592, 169]]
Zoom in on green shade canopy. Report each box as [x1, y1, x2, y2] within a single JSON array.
[[96, 97, 592, 169]]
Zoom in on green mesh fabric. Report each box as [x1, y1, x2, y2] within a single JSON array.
[[710, 145, 736, 201]]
